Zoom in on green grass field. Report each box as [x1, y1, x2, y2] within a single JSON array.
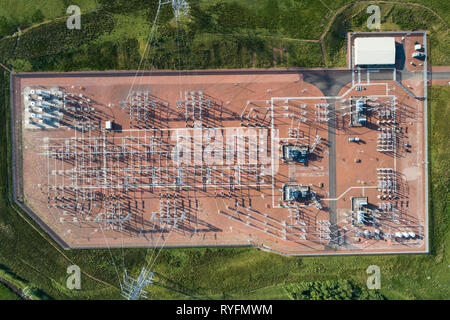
[[0, 282, 21, 300], [0, 0, 100, 37], [0, 0, 448, 300], [0, 0, 448, 70]]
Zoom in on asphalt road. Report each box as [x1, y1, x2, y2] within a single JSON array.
[[304, 70, 450, 96], [303, 71, 352, 97], [326, 97, 338, 248], [428, 71, 450, 80]]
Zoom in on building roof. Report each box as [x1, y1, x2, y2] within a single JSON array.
[[354, 37, 396, 65]]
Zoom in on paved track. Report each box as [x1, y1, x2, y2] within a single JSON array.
[[326, 97, 338, 249], [427, 71, 450, 80]]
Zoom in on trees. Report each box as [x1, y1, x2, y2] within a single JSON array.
[[285, 279, 384, 300], [7, 59, 32, 72], [31, 9, 45, 24], [0, 16, 16, 38]]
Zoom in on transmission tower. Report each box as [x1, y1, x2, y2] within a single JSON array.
[[121, 267, 155, 300], [161, 0, 190, 20], [310, 135, 321, 152]]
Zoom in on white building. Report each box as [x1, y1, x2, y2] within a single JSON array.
[[105, 120, 113, 130], [354, 37, 396, 66]]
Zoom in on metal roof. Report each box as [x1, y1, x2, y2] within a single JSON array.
[[354, 37, 396, 65]]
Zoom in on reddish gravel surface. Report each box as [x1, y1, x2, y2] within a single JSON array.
[[12, 68, 427, 255]]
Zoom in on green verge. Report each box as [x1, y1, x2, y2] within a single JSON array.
[[285, 280, 384, 300], [428, 86, 450, 264], [0, 282, 21, 300], [0, 265, 50, 300]]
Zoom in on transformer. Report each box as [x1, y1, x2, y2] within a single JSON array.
[[282, 144, 308, 163], [283, 185, 311, 202]]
